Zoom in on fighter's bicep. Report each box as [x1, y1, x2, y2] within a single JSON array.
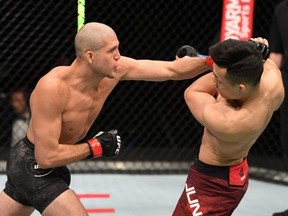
[[184, 90, 216, 126], [30, 80, 63, 149], [120, 56, 174, 81]]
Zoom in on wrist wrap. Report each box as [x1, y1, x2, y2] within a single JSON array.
[[87, 138, 102, 158], [206, 56, 214, 69]]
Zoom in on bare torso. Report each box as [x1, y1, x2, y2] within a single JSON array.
[[27, 65, 120, 145], [198, 59, 284, 166], [199, 94, 271, 165]]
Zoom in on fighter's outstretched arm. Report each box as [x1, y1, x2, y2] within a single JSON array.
[[120, 55, 210, 81]]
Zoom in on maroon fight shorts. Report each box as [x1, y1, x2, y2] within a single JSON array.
[[172, 158, 249, 216]]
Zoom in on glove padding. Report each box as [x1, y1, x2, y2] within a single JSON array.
[[176, 45, 198, 58], [87, 129, 121, 158], [248, 39, 270, 61], [176, 45, 213, 70]]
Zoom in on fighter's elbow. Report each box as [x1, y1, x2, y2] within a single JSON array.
[[35, 158, 52, 169], [184, 86, 194, 103], [35, 152, 55, 169]]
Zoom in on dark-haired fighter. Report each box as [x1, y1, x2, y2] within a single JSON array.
[[173, 37, 284, 215]]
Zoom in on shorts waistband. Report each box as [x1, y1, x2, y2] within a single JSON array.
[[23, 136, 35, 149], [193, 158, 247, 180]]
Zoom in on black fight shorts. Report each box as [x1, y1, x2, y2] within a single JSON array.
[[4, 137, 71, 213]]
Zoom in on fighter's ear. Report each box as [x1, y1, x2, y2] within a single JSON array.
[[238, 83, 246, 93], [86, 51, 94, 63]]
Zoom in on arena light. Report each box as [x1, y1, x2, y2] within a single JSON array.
[[78, 0, 85, 31]]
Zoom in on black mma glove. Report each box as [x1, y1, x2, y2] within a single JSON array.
[[86, 129, 121, 158], [248, 39, 270, 61], [176, 45, 198, 58], [176, 45, 214, 70]]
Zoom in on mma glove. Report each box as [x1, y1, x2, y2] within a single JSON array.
[[176, 45, 214, 70], [248, 39, 270, 61], [176, 45, 198, 58], [86, 129, 121, 158]]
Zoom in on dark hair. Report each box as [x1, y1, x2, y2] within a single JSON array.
[[209, 39, 263, 86]]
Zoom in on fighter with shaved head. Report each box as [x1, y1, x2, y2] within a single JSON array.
[[0, 22, 210, 216]]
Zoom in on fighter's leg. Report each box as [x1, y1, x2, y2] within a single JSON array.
[[42, 189, 88, 216], [0, 191, 35, 216]]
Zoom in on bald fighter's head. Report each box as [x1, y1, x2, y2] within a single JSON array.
[[74, 22, 117, 58]]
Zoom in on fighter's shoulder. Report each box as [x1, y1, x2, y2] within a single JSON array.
[[35, 68, 68, 95], [264, 58, 279, 69]]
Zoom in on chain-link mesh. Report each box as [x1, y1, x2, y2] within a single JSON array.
[[1, 0, 287, 185]]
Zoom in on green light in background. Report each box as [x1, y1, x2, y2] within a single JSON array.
[[78, 0, 85, 31]]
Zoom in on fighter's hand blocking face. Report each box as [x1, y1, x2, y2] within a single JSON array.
[[86, 129, 121, 158], [249, 37, 270, 61]]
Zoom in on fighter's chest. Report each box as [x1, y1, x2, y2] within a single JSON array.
[[63, 89, 108, 122], [61, 91, 108, 139]]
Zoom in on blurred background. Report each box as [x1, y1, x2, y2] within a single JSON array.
[[0, 0, 287, 186]]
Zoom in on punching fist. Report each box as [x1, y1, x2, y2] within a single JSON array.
[[176, 45, 214, 70], [86, 129, 121, 158], [176, 45, 198, 58]]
